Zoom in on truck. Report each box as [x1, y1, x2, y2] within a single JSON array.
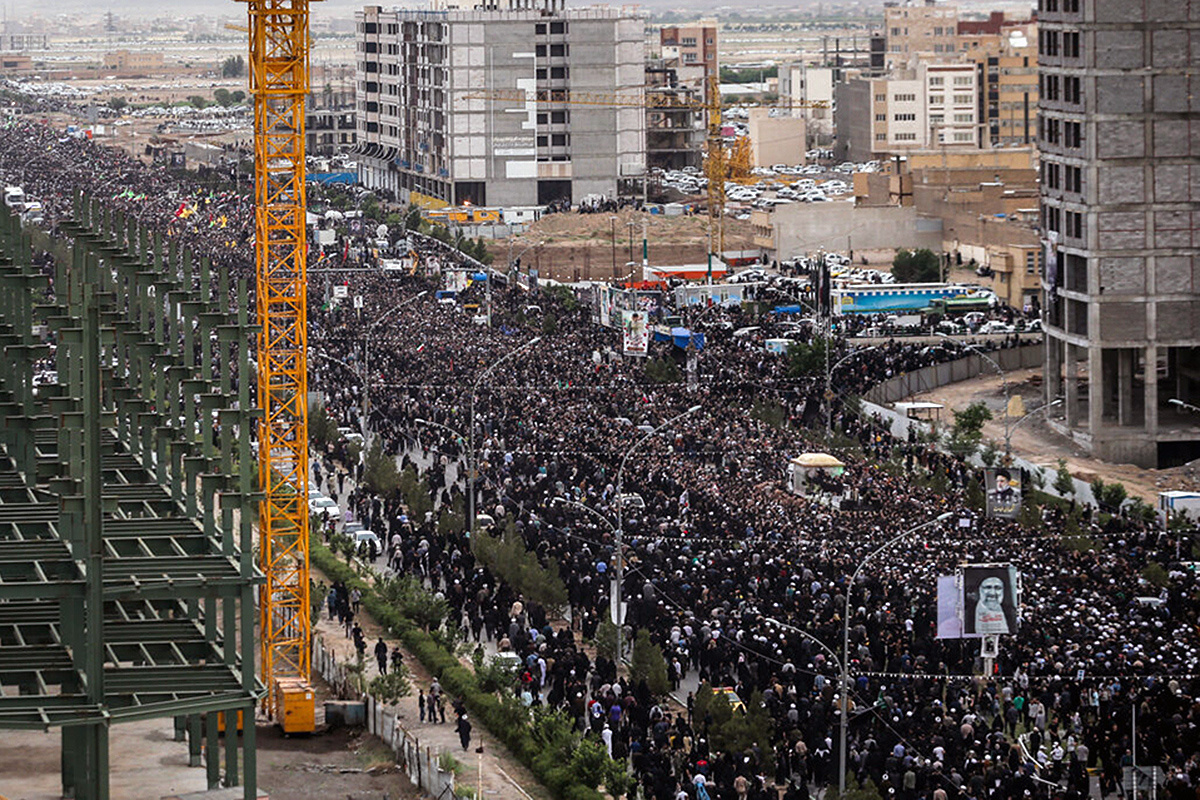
[[1158, 491, 1200, 529], [3, 185, 25, 212]]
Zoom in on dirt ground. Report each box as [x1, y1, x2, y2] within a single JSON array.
[[490, 207, 757, 281], [257, 724, 424, 800], [907, 368, 1200, 502]]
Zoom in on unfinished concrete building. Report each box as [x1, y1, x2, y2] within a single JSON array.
[[354, 0, 646, 208], [1040, 0, 1200, 467]]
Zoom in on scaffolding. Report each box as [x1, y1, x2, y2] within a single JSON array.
[[0, 197, 261, 799]]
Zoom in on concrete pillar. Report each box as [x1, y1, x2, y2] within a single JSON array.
[[1045, 336, 1062, 403], [1065, 343, 1079, 428], [1088, 346, 1103, 437], [1118, 348, 1135, 427], [1145, 345, 1159, 435]]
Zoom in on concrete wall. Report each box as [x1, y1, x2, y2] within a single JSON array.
[[767, 202, 943, 258], [747, 109, 806, 167], [865, 344, 1044, 405]]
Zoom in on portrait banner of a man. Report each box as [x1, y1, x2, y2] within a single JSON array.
[[962, 565, 1019, 637]]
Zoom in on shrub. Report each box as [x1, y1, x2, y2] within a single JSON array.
[[630, 629, 670, 697]]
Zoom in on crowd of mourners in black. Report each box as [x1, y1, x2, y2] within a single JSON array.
[[4, 110, 1198, 800]]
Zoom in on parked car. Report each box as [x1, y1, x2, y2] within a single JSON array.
[[309, 496, 339, 520]]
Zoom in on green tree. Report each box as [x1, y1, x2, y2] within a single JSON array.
[[965, 477, 985, 511], [368, 665, 414, 704], [644, 356, 680, 384], [362, 438, 400, 496], [979, 439, 1000, 467], [404, 204, 423, 231], [108, 96, 127, 112], [213, 87, 234, 107], [630, 629, 671, 697], [594, 619, 619, 659], [187, 95, 210, 109], [1141, 562, 1169, 588], [1053, 459, 1075, 497], [308, 400, 340, 449], [377, 575, 449, 631], [786, 337, 828, 378], [892, 248, 941, 283], [946, 402, 992, 458], [231, 90, 246, 104], [221, 55, 246, 78]]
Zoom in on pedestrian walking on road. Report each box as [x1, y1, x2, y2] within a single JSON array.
[[374, 637, 388, 674], [456, 713, 472, 751]]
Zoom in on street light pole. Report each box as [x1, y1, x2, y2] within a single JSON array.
[[467, 336, 542, 539], [361, 290, 428, 450], [838, 511, 952, 796], [934, 332, 1013, 456], [613, 404, 702, 666]]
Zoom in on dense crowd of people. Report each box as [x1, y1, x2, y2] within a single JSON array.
[[309, 265, 1199, 800], [7, 114, 1198, 800]]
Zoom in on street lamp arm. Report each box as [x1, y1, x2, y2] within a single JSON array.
[[934, 332, 1009, 398], [473, 335, 543, 394], [617, 404, 703, 486], [368, 290, 429, 335], [552, 496, 617, 533], [311, 350, 362, 380], [831, 345, 883, 375], [849, 512, 954, 588], [763, 616, 843, 670], [413, 417, 465, 441], [1007, 398, 1063, 437]]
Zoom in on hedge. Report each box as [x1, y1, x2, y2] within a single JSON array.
[[311, 538, 605, 800]]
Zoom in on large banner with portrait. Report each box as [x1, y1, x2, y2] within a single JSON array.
[[985, 467, 1022, 519], [622, 309, 650, 357], [962, 565, 1019, 638]]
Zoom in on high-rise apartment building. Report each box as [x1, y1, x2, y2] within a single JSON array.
[[835, 62, 977, 162], [1040, 0, 1200, 467], [884, 0, 959, 67], [354, 1, 645, 208]]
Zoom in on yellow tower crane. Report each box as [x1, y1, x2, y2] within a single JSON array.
[[463, 83, 827, 267], [237, 0, 317, 732]]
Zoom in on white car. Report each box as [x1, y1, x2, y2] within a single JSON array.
[[979, 320, 1015, 334], [309, 496, 339, 520]]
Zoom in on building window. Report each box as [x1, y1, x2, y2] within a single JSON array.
[[550, 43, 567, 57], [1064, 76, 1081, 104], [953, 113, 973, 123], [1025, 251, 1039, 274], [952, 93, 973, 104], [893, 112, 916, 121], [549, 21, 566, 34], [1063, 32, 1080, 58], [875, 113, 887, 121], [535, 23, 546, 34], [1065, 211, 1083, 239], [1065, 165, 1082, 193], [894, 132, 917, 141], [682, 37, 697, 46], [1064, 120, 1082, 148], [929, 94, 944, 105], [929, 76, 944, 86], [537, 135, 549, 147], [536, 44, 547, 57], [875, 93, 887, 102], [929, 114, 944, 124], [893, 93, 916, 102], [952, 132, 972, 141], [953, 75, 972, 86], [551, 133, 568, 146], [550, 110, 568, 124], [550, 66, 567, 79], [876, 133, 887, 141]]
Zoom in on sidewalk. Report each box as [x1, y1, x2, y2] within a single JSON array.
[[310, 563, 550, 800]]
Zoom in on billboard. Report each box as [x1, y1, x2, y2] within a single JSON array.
[[985, 467, 1022, 519], [962, 565, 1019, 637], [621, 310, 650, 357]]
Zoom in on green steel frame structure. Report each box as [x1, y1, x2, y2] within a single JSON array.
[[0, 195, 262, 799]]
